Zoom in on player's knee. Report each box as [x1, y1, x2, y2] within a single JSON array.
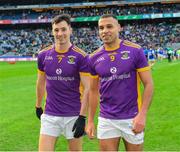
[[99, 140, 118, 151], [68, 138, 82, 151]]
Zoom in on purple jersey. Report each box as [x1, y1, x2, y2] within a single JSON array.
[[88, 40, 150, 119], [38, 45, 89, 116]]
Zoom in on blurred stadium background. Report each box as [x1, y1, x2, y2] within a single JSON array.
[[0, 0, 180, 151]]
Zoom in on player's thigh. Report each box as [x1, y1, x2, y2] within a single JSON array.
[[39, 134, 57, 151], [119, 119, 144, 151], [97, 117, 121, 151], [40, 114, 62, 137], [97, 117, 122, 139], [64, 116, 78, 139], [123, 138, 143, 151], [99, 137, 120, 151], [67, 137, 82, 151], [39, 114, 62, 151], [120, 119, 144, 144]]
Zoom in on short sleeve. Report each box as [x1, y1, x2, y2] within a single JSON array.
[[78, 54, 89, 74], [37, 52, 45, 72], [135, 48, 150, 72], [88, 56, 98, 76]]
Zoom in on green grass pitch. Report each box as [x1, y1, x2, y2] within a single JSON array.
[[0, 60, 180, 151]]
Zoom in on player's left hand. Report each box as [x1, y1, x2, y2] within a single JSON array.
[[72, 115, 86, 138], [132, 113, 146, 134]]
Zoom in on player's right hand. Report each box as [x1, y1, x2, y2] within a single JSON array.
[[36, 107, 43, 120], [86, 121, 96, 139]]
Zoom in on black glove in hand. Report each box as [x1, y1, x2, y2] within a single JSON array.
[[36, 107, 43, 120], [72, 115, 86, 138]]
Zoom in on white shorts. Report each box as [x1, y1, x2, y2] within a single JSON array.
[[97, 117, 144, 144], [40, 114, 78, 139]]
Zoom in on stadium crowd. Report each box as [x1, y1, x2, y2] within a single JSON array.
[[0, 4, 179, 20], [0, 22, 179, 57]]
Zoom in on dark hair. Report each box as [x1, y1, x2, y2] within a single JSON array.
[[100, 14, 118, 21], [51, 14, 71, 26]]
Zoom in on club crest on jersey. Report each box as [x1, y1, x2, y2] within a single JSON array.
[[67, 56, 76, 64], [57, 55, 65, 63], [121, 51, 130, 60], [56, 68, 62, 75]]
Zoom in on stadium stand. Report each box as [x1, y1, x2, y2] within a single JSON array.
[[0, 4, 179, 20], [0, 0, 179, 57]]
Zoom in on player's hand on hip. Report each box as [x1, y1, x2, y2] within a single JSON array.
[[132, 113, 146, 134], [86, 121, 96, 139], [72, 115, 86, 138], [35, 107, 43, 120]]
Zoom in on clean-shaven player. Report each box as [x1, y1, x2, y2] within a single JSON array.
[[86, 14, 154, 151], [35, 14, 89, 151]]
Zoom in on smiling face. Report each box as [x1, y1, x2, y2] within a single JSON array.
[[98, 16, 122, 45], [52, 20, 72, 45]]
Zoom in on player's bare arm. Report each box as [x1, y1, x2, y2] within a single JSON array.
[[132, 70, 153, 134], [35, 71, 46, 119], [36, 71, 46, 107], [72, 74, 90, 138], [79, 74, 90, 116], [86, 76, 99, 139]]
